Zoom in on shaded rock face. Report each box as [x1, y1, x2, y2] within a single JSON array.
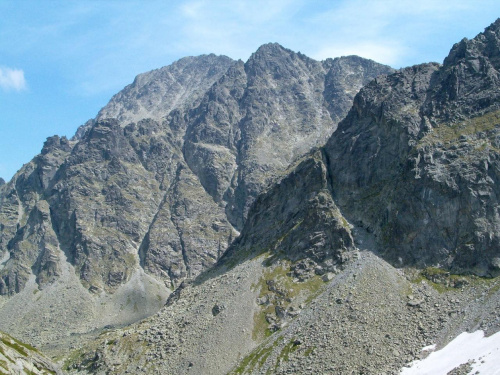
[[0, 47, 392, 295], [325, 19, 500, 276], [224, 150, 355, 268]]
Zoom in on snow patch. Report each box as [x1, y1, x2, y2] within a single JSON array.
[[401, 330, 500, 375]]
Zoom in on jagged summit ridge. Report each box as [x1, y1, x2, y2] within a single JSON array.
[[97, 54, 235, 125], [73, 20, 500, 374], [444, 18, 500, 69]]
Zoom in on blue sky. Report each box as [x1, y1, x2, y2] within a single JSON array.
[[1, 0, 499, 181]]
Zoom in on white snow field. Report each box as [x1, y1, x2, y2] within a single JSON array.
[[400, 330, 500, 374]]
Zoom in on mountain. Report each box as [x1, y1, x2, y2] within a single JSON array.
[[61, 19, 500, 374], [0, 43, 393, 354], [3, 18, 500, 374]]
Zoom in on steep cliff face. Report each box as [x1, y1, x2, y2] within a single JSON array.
[[0, 55, 237, 296], [223, 150, 355, 269], [325, 19, 500, 276], [1, 18, 500, 375]]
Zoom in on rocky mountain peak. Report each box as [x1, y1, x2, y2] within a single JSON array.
[[0, 42, 395, 354], [444, 18, 500, 70], [422, 18, 500, 123], [325, 18, 500, 277], [2, 19, 500, 375], [252, 42, 290, 56], [95, 54, 235, 125], [245, 42, 315, 78], [0, 178, 4, 186], [40, 135, 72, 155]]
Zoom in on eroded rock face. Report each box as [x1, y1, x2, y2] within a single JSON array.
[[183, 44, 394, 230], [0, 331, 63, 374], [97, 54, 236, 126], [225, 150, 355, 267], [325, 19, 500, 276], [46, 19, 500, 375]]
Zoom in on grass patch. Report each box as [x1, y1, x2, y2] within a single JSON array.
[[276, 339, 300, 363], [341, 216, 350, 229], [230, 336, 283, 374], [63, 348, 86, 371], [0, 337, 28, 357], [252, 305, 275, 341], [303, 346, 315, 356], [252, 259, 326, 340], [412, 266, 499, 293], [417, 110, 500, 152]]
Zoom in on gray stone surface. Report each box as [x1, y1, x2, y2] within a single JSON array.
[[325, 19, 500, 276], [0, 44, 393, 359], [4, 19, 500, 375], [0, 331, 63, 374]]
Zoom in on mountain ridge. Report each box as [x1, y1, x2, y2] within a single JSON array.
[[0, 43, 394, 356]]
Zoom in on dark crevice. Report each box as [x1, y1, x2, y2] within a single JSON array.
[[169, 165, 191, 279]]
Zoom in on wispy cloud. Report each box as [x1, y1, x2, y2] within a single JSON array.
[[171, 0, 498, 67], [0, 67, 27, 91], [302, 0, 481, 66]]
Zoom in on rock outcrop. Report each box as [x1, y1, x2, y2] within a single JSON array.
[[0, 44, 393, 355], [0, 331, 62, 374], [325, 18, 500, 276]]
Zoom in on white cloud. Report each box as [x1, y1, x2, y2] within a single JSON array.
[[0, 67, 27, 91]]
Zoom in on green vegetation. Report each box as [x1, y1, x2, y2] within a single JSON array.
[[231, 336, 308, 374], [252, 305, 275, 341], [252, 258, 326, 340], [63, 348, 86, 371], [0, 337, 28, 357], [303, 346, 315, 356], [411, 266, 500, 293], [276, 339, 300, 363], [230, 336, 284, 374], [340, 216, 350, 229], [0, 359, 8, 370], [418, 110, 500, 149]]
